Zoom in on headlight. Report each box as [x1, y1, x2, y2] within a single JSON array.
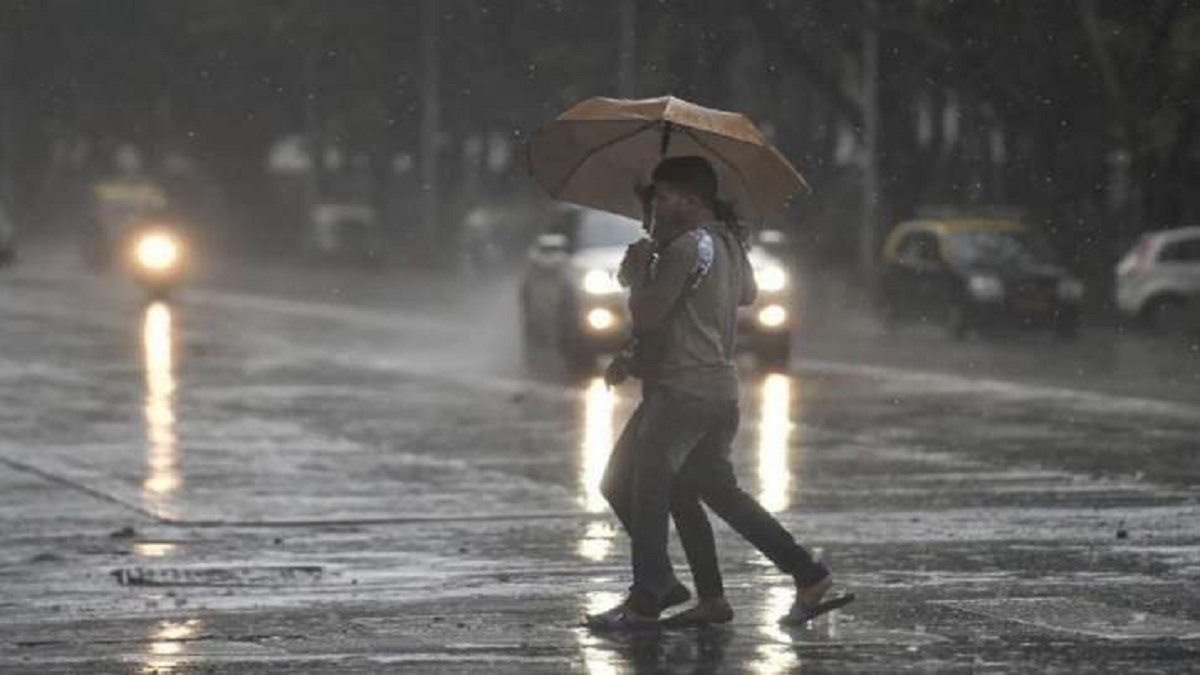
[[967, 274, 1004, 301], [582, 269, 621, 295], [586, 308, 617, 331], [1057, 278, 1084, 301], [756, 304, 788, 328], [135, 233, 181, 271], [755, 265, 788, 293]]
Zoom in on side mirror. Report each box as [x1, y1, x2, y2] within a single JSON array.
[[534, 233, 569, 256]]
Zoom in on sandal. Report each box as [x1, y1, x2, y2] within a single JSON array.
[[780, 592, 856, 626], [584, 605, 660, 631], [582, 582, 690, 631], [661, 598, 734, 628]]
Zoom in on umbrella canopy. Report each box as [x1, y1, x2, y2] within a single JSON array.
[[528, 96, 809, 222]]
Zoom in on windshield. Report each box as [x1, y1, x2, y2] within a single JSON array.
[[576, 211, 644, 250], [945, 230, 1059, 267]]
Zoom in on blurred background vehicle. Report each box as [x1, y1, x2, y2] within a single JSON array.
[[301, 203, 385, 266], [0, 201, 16, 266], [123, 217, 188, 300], [1115, 226, 1200, 335], [83, 180, 169, 270], [878, 216, 1085, 340], [81, 179, 190, 299], [519, 207, 797, 374]]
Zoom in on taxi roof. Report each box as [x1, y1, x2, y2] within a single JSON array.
[[883, 217, 1032, 259]]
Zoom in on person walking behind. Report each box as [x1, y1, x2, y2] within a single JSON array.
[[586, 156, 851, 630]]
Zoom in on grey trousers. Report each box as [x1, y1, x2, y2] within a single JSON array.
[[600, 385, 827, 615]]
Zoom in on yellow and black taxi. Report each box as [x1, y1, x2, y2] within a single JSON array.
[[520, 208, 795, 374], [879, 217, 1084, 339]]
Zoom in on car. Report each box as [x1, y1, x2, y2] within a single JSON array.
[[84, 180, 169, 270], [878, 216, 1084, 339], [519, 208, 796, 374], [0, 202, 15, 266], [1115, 226, 1200, 333]]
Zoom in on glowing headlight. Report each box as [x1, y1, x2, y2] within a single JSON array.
[[135, 233, 181, 271], [755, 265, 788, 292], [582, 269, 621, 295], [757, 304, 788, 328], [586, 308, 617, 331], [967, 274, 1004, 301], [1057, 278, 1084, 301]]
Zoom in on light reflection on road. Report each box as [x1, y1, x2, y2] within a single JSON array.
[[580, 378, 616, 513], [134, 542, 176, 558], [141, 302, 181, 520], [578, 378, 619, 561], [753, 585, 803, 674], [757, 374, 796, 513], [142, 619, 201, 673]]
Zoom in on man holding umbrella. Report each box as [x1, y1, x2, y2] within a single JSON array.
[[529, 97, 853, 629]]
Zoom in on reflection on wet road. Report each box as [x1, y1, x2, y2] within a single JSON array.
[[756, 374, 796, 513], [141, 302, 181, 521], [143, 618, 201, 673], [580, 378, 616, 514]]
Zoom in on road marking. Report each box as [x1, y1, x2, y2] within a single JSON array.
[[932, 597, 1200, 640], [798, 358, 1200, 419]]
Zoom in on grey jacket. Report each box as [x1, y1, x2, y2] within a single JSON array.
[[628, 223, 756, 401]]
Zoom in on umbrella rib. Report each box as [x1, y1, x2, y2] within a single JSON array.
[[548, 120, 662, 198]]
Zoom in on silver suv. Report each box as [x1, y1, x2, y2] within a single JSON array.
[[1116, 226, 1200, 332]]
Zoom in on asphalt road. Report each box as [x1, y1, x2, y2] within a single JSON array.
[[0, 247, 1197, 673]]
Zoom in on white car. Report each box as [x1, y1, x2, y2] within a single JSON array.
[[1116, 226, 1200, 331], [519, 208, 796, 374]]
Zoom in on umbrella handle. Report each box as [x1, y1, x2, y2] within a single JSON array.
[[660, 121, 673, 157]]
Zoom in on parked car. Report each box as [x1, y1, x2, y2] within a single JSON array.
[[879, 217, 1084, 339], [519, 208, 796, 374], [0, 202, 15, 266], [1115, 226, 1200, 333]]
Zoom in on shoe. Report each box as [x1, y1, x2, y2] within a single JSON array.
[[780, 574, 855, 626], [584, 604, 660, 631], [661, 597, 734, 628], [582, 582, 691, 631]]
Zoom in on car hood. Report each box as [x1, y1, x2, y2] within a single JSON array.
[[572, 247, 626, 273]]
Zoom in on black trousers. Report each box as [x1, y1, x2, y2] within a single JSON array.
[[600, 385, 828, 614]]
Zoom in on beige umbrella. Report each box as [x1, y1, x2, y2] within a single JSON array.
[[528, 95, 809, 223]]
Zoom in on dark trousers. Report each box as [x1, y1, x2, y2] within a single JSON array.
[[600, 385, 827, 615]]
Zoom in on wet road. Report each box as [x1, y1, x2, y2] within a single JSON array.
[[1, 249, 1198, 673]]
